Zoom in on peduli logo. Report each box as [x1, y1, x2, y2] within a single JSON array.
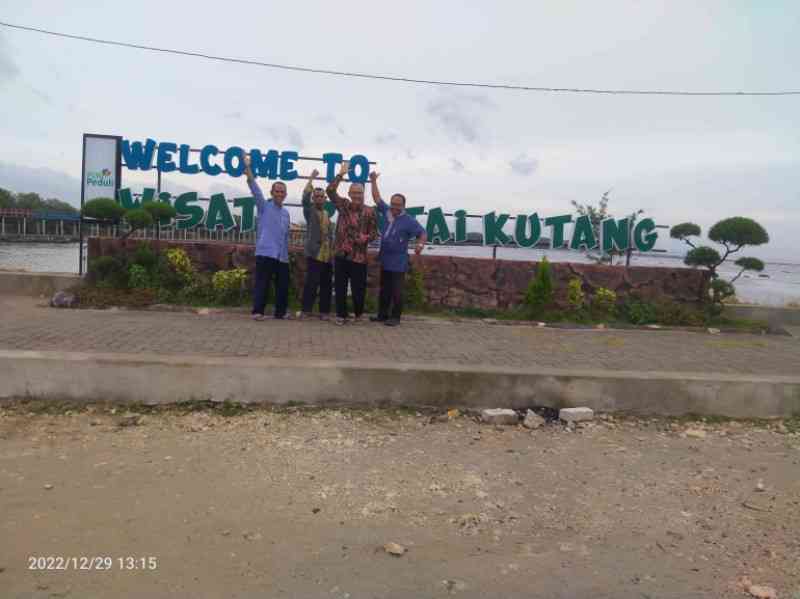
[[86, 168, 113, 187]]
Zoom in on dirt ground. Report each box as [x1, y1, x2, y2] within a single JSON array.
[[0, 404, 798, 599]]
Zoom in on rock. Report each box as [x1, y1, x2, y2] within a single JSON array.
[[755, 480, 766, 492], [442, 579, 467, 594], [197, 308, 211, 316], [685, 428, 707, 439], [242, 531, 262, 541], [383, 542, 406, 556], [50, 291, 77, 309], [559, 407, 594, 423], [116, 413, 140, 428], [522, 410, 545, 430], [747, 584, 777, 599], [707, 327, 721, 335], [43, 484, 54, 490], [480, 409, 519, 426], [776, 422, 788, 434]]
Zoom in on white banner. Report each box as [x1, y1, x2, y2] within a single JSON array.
[[82, 135, 119, 202]]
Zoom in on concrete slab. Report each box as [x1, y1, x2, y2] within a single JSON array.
[[1, 349, 798, 419]]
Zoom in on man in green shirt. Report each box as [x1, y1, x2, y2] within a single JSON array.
[[300, 169, 335, 319]]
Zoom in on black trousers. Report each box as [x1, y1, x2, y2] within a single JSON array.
[[301, 257, 332, 314], [252, 255, 289, 318], [378, 269, 405, 320], [334, 256, 367, 318]]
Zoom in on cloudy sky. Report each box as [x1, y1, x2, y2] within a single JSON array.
[[1, 1, 798, 259]]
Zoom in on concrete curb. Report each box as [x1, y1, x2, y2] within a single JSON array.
[[1, 349, 798, 418], [0, 272, 79, 297]]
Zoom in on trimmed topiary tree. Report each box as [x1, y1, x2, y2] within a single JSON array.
[[670, 216, 769, 314], [82, 197, 126, 222], [122, 208, 154, 239]]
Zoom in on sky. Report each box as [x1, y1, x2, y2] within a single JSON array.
[[0, 1, 798, 259]]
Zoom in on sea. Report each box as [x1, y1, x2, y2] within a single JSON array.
[[1, 242, 798, 307]]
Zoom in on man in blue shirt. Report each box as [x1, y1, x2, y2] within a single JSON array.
[[369, 172, 427, 326], [243, 155, 291, 321]]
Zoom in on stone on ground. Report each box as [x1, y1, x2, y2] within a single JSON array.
[[559, 407, 594, 423], [383, 542, 406, 556], [50, 291, 77, 308], [747, 584, 777, 599], [522, 410, 545, 429], [480, 409, 519, 425]]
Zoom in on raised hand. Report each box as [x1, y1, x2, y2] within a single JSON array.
[[369, 171, 379, 183], [309, 168, 320, 179], [338, 160, 349, 177], [243, 155, 251, 168]]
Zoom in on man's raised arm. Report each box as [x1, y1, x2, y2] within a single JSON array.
[[302, 168, 319, 220], [243, 155, 265, 211], [325, 160, 349, 211], [369, 171, 387, 216]]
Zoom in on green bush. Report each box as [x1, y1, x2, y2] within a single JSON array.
[[131, 243, 159, 272], [212, 268, 249, 305], [592, 287, 617, 320], [653, 300, 705, 327], [165, 248, 195, 287], [524, 257, 553, 318], [128, 264, 152, 289], [404, 268, 427, 309], [88, 255, 128, 288], [567, 278, 586, 316], [621, 298, 657, 325]]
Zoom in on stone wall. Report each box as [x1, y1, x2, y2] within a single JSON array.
[[88, 238, 709, 309]]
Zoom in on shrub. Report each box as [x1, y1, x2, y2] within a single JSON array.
[[212, 268, 249, 305], [566, 278, 585, 315], [87, 255, 128, 288], [131, 243, 159, 271], [653, 300, 705, 327], [128, 264, 152, 289], [621, 298, 657, 325], [165, 248, 195, 286], [524, 257, 553, 318], [404, 267, 427, 309], [592, 287, 617, 320], [82, 197, 125, 222]]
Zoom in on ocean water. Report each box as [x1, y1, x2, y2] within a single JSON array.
[[1, 242, 798, 307]]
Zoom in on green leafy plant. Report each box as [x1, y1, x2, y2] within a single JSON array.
[[131, 242, 158, 269], [128, 264, 152, 289], [523, 257, 553, 318], [621, 298, 657, 325], [87, 255, 128, 288], [212, 268, 249, 305], [566, 278, 586, 316], [165, 248, 195, 286], [592, 287, 617, 320], [404, 267, 427, 309]]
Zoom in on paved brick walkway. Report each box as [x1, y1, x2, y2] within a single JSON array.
[[1, 297, 799, 375]]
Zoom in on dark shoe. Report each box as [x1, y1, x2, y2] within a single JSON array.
[[384, 319, 400, 327], [370, 316, 387, 323]]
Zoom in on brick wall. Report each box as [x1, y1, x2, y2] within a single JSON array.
[[88, 238, 710, 309]]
